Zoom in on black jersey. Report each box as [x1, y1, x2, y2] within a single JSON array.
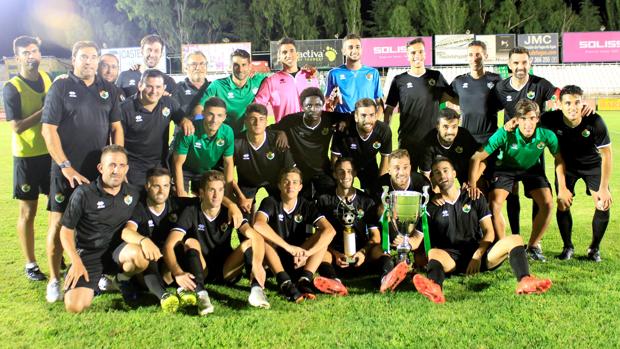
[[331, 117, 392, 187], [368, 172, 431, 204], [492, 75, 555, 122], [270, 111, 346, 178], [418, 190, 492, 249], [316, 190, 378, 251], [116, 69, 177, 97], [173, 204, 247, 256], [173, 78, 209, 117], [42, 72, 122, 179], [385, 69, 454, 145], [450, 72, 502, 143], [234, 130, 295, 191], [121, 95, 184, 178], [128, 196, 197, 247], [419, 127, 479, 184], [62, 178, 140, 250], [257, 196, 324, 246], [540, 110, 611, 171]]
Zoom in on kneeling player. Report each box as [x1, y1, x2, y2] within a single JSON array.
[[253, 167, 338, 302], [164, 171, 268, 315], [61, 145, 143, 313], [413, 157, 552, 304]]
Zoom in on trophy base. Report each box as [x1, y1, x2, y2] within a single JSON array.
[[345, 256, 358, 264]]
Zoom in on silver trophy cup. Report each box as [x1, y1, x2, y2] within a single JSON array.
[[383, 188, 429, 262]]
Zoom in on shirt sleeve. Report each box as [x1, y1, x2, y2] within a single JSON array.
[[330, 131, 344, 155], [418, 137, 433, 173], [253, 77, 271, 105], [170, 97, 185, 124], [61, 187, 86, 229], [373, 69, 383, 99], [306, 201, 324, 226], [108, 84, 122, 123], [2, 83, 22, 121], [385, 77, 399, 108], [545, 129, 560, 155], [593, 115, 611, 148], [483, 128, 507, 154], [542, 79, 557, 101], [172, 206, 195, 234], [41, 81, 64, 125], [165, 75, 177, 95], [128, 203, 146, 227], [174, 132, 191, 155], [257, 196, 277, 221], [223, 127, 235, 157], [282, 148, 296, 168], [474, 195, 492, 220], [199, 83, 217, 108], [379, 123, 393, 155], [325, 69, 336, 97], [437, 72, 456, 98]]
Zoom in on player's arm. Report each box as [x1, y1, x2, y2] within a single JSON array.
[[238, 223, 267, 287], [110, 121, 124, 146], [379, 154, 390, 176], [171, 99, 195, 136], [222, 155, 234, 196], [41, 123, 90, 188], [121, 221, 162, 261], [60, 226, 90, 289], [163, 229, 196, 291], [469, 149, 490, 191], [467, 215, 493, 275], [172, 152, 189, 197], [221, 195, 243, 229], [253, 212, 306, 257], [3, 84, 43, 134], [306, 217, 336, 257], [597, 146, 613, 210], [231, 179, 252, 214], [383, 80, 399, 125]]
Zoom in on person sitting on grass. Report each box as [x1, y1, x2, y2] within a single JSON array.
[[412, 157, 552, 304], [163, 170, 268, 316]]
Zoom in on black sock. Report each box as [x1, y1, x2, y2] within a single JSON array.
[[143, 261, 167, 299], [507, 193, 521, 234], [298, 269, 314, 283], [509, 246, 530, 281], [185, 249, 205, 292], [426, 260, 445, 288], [591, 209, 610, 249], [531, 201, 539, 223], [317, 262, 338, 279], [243, 247, 253, 279], [276, 271, 291, 289], [556, 209, 574, 249], [378, 255, 394, 279]]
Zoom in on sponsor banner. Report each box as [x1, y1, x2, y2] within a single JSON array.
[[562, 31, 620, 63], [434, 34, 475, 65], [102, 47, 167, 73], [181, 42, 252, 74], [270, 39, 343, 69], [598, 98, 620, 111], [475, 34, 516, 64], [360, 37, 433, 67], [517, 33, 559, 64]]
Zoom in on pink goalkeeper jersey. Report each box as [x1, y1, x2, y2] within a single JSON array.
[[254, 69, 319, 123]]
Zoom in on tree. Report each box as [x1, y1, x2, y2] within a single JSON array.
[[420, 0, 469, 35], [387, 5, 415, 37], [342, 0, 362, 35], [485, 0, 520, 33], [572, 0, 603, 32], [75, 0, 143, 48], [605, 0, 620, 30]]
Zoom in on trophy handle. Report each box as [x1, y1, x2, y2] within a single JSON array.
[[381, 185, 390, 207], [421, 185, 430, 207]]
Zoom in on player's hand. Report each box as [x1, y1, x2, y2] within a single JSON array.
[[130, 64, 141, 71], [581, 104, 594, 117], [174, 272, 196, 291], [64, 257, 88, 290], [294, 254, 309, 269], [274, 131, 289, 150], [332, 250, 349, 268], [353, 250, 366, 267], [252, 265, 267, 288], [557, 187, 574, 210], [466, 183, 480, 200], [391, 235, 404, 247], [286, 245, 307, 257], [179, 117, 195, 136], [176, 189, 190, 198], [503, 118, 518, 132], [336, 120, 347, 132], [140, 238, 162, 261], [227, 203, 244, 229], [431, 193, 446, 206], [61, 167, 90, 188], [466, 258, 481, 275], [238, 195, 254, 214], [595, 188, 612, 211]]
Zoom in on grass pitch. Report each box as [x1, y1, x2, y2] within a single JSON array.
[[0, 113, 619, 348]]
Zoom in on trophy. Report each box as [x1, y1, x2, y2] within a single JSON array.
[[381, 186, 430, 262], [336, 197, 358, 264]]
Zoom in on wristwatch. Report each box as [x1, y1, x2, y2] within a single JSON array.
[[58, 160, 71, 169]]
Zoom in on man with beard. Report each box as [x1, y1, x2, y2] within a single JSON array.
[[116, 34, 176, 97]]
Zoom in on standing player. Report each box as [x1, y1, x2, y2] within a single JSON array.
[[164, 170, 269, 314], [540, 85, 613, 262], [98, 54, 120, 84], [120, 69, 194, 186], [450, 40, 501, 144], [173, 97, 234, 197], [331, 98, 392, 191], [42, 41, 124, 303], [253, 167, 337, 302], [384, 38, 456, 169], [60, 146, 141, 313], [418, 108, 479, 186], [116, 34, 176, 97], [233, 103, 295, 216], [469, 99, 571, 262], [193, 49, 266, 135], [173, 51, 210, 119], [412, 157, 552, 304], [3, 36, 52, 281], [325, 33, 383, 115], [254, 37, 319, 123]]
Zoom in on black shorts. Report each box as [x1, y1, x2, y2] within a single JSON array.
[[182, 170, 202, 194], [489, 163, 551, 196], [47, 165, 75, 212], [13, 154, 51, 200], [555, 167, 602, 196], [300, 173, 336, 200], [71, 243, 125, 290], [179, 236, 234, 283], [441, 243, 503, 274]]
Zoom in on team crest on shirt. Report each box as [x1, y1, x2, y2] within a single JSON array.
[[220, 222, 229, 232], [148, 220, 155, 228], [372, 141, 381, 149], [21, 184, 31, 193], [216, 139, 225, 147], [100, 90, 109, 100], [294, 214, 303, 223], [527, 91, 535, 99], [169, 214, 178, 223], [582, 129, 591, 138], [278, 214, 284, 221], [462, 204, 471, 213], [162, 107, 171, 117], [266, 152, 275, 160], [321, 128, 330, 135], [198, 224, 205, 231], [487, 82, 495, 89], [455, 146, 463, 154], [54, 193, 65, 203], [97, 201, 105, 209], [357, 208, 365, 219], [536, 142, 545, 150], [124, 195, 133, 205], [365, 73, 373, 81], [428, 79, 436, 87]]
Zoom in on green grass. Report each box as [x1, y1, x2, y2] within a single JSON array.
[[1, 113, 619, 348]]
